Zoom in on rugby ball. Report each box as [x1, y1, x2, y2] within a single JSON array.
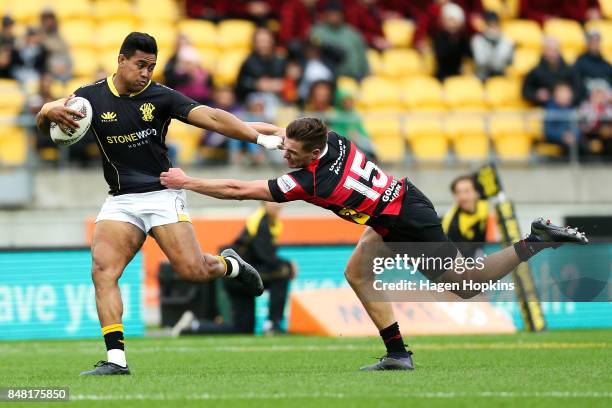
[[50, 97, 93, 146]]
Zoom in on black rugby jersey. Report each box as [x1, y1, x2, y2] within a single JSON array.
[[74, 76, 202, 195], [268, 132, 406, 232]]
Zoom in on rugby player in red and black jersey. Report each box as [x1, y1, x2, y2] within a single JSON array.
[[36, 33, 286, 376], [161, 117, 588, 371]]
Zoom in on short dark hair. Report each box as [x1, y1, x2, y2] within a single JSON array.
[[120, 32, 157, 58], [286, 117, 328, 152], [450, 174, 476, 193]]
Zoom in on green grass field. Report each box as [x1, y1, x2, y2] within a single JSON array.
[[1, 329, 611, 407]]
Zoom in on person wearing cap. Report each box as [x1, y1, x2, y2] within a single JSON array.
[[470, 10, 513, 81], [574, 29, 612, 97], [310, 0, 369, 80]]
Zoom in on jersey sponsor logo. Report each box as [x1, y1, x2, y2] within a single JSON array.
[[328, 139, 346, 175], [277, 175, 297, 193], [106, 128, 157, 144], [100, 111, 117, 122], [381, 179, 402, 203], [337, 208, 370, 225], [139, 103, 155, 122]]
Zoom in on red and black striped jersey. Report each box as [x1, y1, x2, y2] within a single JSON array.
[[268, 132, 406, 229]]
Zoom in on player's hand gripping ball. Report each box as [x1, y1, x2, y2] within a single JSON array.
[[50, 97, 93, 146]]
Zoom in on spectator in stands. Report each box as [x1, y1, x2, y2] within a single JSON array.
[[164, 33, 190, 88], [574, 29, 612, 92], [185, 0, 232, 22], [522, 37, 581, 106], [0, 15, 21, 79], [471, 11, 513, 81], [39, 9, 71, 82], [200, 86, 241, 164], [346, 0, 391, 50], [238, 1, 280, 26], [28, 73, 57, 162], [544, 82, 581, 156], [168, 45, 212, 104], [230, 93, 268, 165], [578, 79, 612, 158], [282, 60, 302, 104], [14, 27, 48, 85], [432, 2, 471, 80], [305, 79, 335, 114], [279, 0, 318, 54], [236, 27, 286, 109], [329, 88, 377, 161], [519, 0, 600, 25], [413, 0, 484, 52], [310, 1, 369, 80], [298, 40, 335, 102]]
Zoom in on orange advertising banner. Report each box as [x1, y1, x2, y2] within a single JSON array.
[[289, 288, 516, 336]]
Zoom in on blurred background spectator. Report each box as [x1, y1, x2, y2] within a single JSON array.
[[345, 0, 390, 50], [168, 45, 212, 104], [305, 79, 334, 114], [199, 86, 241, 165], [432, 2, 472, 80], [297, 39, 336, 103], [231, 92, 269, 166], [544, 83, 581, 156], [522, 37, 580, 106], [519, 0, 600, 25], [579, 79, 612, 159], [236, 27, 285, 112], [13, 27, 48, 85], [279, 0, 319, 55], [310, 1, 369, 80], [471, 11, 513, 80], [574, 29, 612, 92], [39, 9, 71, 82], [0, 15, 20, 79]]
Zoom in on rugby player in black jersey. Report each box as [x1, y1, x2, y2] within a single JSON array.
[[161, 117, 589, 371], [36, 33, 285, 376]]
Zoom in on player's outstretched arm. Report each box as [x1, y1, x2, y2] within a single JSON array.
[[160, 168, 275, 201], [187, 106, 283, 150], [36, 95, 83, 137]]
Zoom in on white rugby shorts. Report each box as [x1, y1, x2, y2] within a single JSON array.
[[95, 189, 192, 233]]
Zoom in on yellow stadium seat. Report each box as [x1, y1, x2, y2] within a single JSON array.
[[214, 50, 249, 86], [402, 76, 445, 111], [61, 20, 96, 50], [544, 18, 585, 53], [53, 0, 92, 21], [100, 51, 119, 75], [485, 76, 529, 110], [445, 114, 489, 160], [166, 120, 202, 165], [138, 24, 177, 50], [97, 21, 136, 51], [405, 115, 448, 161], [275, 106, 299, 128], [65, 77, 93, 94], [7, 0, 45, 24], [503, 19, 542, 50], [71, 49, 98, 78], [525, 109, 545, 141], [0, 126, 28, 166], [585, 20, 612, 52], [382, 19, 415, 48], [363, 117, 405, 163], [336, 76, 359, 93], [217, 20, 255, 50], [444, 76, 486, 110], [0, 78, 20, 90], [381, 49, 424, 78], [0, 87, 25, 112], [507, 47, 540, 77], [482, 0, 519, 19], [358, 76, 402, 111], [366, 49, 383, 76], [177, 20, 218, 49], [93, 0, 135, 23], [135, 0, 178, 23], [198, 48, 220, 73], [489, 114, 532, 160]]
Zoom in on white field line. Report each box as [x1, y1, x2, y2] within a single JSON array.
[[0, 342, 609, 354], [68, 391, 612, 401]]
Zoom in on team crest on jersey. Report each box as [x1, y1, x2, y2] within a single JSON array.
[[139, 103, 155, 122], [100, 111, 117, 122]]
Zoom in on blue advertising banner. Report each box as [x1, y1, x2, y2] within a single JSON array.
[[0, 249, 144, 340]]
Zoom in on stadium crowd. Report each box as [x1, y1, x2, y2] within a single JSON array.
[[1, 0, 612, 166]]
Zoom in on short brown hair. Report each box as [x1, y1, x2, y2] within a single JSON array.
[[286, 117, 328, 151], [450, 174, 476, 193]]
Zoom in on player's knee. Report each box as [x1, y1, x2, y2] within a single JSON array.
[[91, 259, 120, 287]]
